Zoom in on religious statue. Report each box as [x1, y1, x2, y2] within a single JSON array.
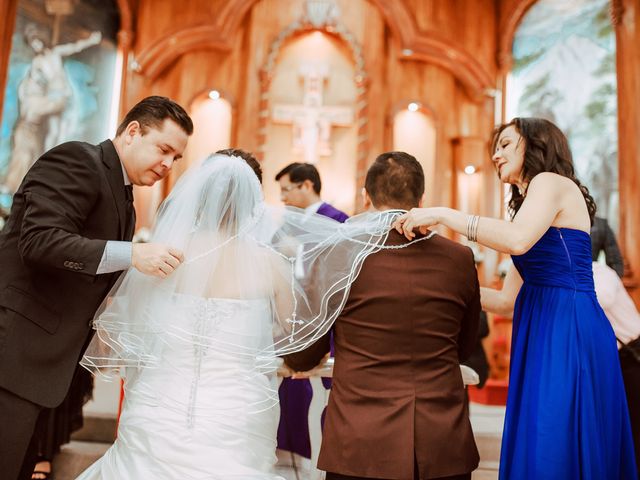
[[272, 64, 353, 164], [3, 23, 101, 192]]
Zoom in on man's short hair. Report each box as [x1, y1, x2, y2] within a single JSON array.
[[365, 151, 424, 210], [116, 96, 194, 137], [275, 163, 321, 194], [216, 148, 262, 184]]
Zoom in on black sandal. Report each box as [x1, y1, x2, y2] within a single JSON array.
[[32, 458, 53, 480], [31, 471, 52, 480]]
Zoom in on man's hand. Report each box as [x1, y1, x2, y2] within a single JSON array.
[[131, 243, 184, 278]]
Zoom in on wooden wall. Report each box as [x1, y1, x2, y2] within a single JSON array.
[[614, 0, 640, 304], [2, 0, 636, 298], [120, 0, 499, 224]]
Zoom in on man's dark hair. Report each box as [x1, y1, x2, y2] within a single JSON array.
[[275, 163, 321, 194], [216, 148, 262, 184], [116, 96, 194, 137], [365, 151, 424, 210]]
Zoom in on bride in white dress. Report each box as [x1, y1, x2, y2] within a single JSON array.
[[76, 152, 398, 479]]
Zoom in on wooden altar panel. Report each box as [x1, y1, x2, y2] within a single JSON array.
[[385, 49, 496, 210], [0, 0, 636, 296], [116, 0, 500, 225], [615, 0, 640, 305], [263, 32, 359, 212]]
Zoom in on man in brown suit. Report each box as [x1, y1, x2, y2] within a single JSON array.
[[285, 151, 481, 480]]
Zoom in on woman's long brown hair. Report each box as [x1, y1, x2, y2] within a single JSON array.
[[491, 117, 596, 223]]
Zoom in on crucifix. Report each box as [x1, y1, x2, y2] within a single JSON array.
[[272, 64, 354, 164], [45, 0, 75, 45]]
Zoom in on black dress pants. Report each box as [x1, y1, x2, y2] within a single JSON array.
[[0, 386, 43, 480], [325, 454, 472, 480]]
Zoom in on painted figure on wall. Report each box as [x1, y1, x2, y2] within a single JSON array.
[[508, 0, 619, 229], [4, 24, 101, 192], [0, 2, 118, 475]]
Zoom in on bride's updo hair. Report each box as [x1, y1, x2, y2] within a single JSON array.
[[216, 148, 262, 183], [491, 117, 596, 223]]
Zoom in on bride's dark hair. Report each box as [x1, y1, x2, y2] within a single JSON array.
[[491, 117, 596, 224]]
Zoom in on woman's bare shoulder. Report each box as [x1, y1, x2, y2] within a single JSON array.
[[528, 171, 572, 189]]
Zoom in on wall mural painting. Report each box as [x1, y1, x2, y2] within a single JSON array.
[[0, 0, 120, 210], [508, 0, 618, 230]]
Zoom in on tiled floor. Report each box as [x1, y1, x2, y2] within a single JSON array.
[[51, 402, 505, 479]]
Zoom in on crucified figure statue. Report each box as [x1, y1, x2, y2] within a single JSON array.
[[4, 24, 101, 192]]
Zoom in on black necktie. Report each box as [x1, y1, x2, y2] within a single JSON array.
[[124, 185, 136, 240], [124, 184, 134, 203]]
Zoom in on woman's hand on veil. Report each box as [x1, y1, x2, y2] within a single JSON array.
[[132, 243, 184, 278], [392, 207, 445, 240]]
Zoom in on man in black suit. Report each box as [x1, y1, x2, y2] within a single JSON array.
[[591, 216, 624, 278], [0, 96, 193, 479]]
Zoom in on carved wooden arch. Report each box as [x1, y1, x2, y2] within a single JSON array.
[[497, 0, 539, 70], [369, 1, 494, 101], [134, 0, 494, 101], [254, 16, 369, 171]]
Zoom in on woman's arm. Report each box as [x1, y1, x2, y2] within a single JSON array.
[[395, 173, 564, 255], [270, 253, 295, 337], [480, 264, 523, 316]]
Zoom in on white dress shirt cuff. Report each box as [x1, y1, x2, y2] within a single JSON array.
[[97, 241, 132, 274]]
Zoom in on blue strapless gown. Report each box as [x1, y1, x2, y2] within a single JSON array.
[[500, 227, 637, 479]]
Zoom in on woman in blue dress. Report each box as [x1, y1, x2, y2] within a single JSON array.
[[393, 117, 637, 479]]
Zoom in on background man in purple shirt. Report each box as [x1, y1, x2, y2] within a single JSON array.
[[276, 162, 348, 222]]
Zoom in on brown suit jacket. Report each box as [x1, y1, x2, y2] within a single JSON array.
[[286, 230, 481, 480]]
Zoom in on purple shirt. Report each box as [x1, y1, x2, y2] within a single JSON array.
[[316, 202, 349, 223]]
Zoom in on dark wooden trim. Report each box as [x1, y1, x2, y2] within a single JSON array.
[[0, 0, 19, 124]]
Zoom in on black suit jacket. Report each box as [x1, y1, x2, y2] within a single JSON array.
[[591, 216, 624, 277], [0, 140, 132, 407]]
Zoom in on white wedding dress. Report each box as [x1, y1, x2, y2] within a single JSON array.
[[77, 294, 284, 479], [77, 153, 397, 479]]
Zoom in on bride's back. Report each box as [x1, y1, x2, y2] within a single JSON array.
[[176, 234, 281, 301]]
